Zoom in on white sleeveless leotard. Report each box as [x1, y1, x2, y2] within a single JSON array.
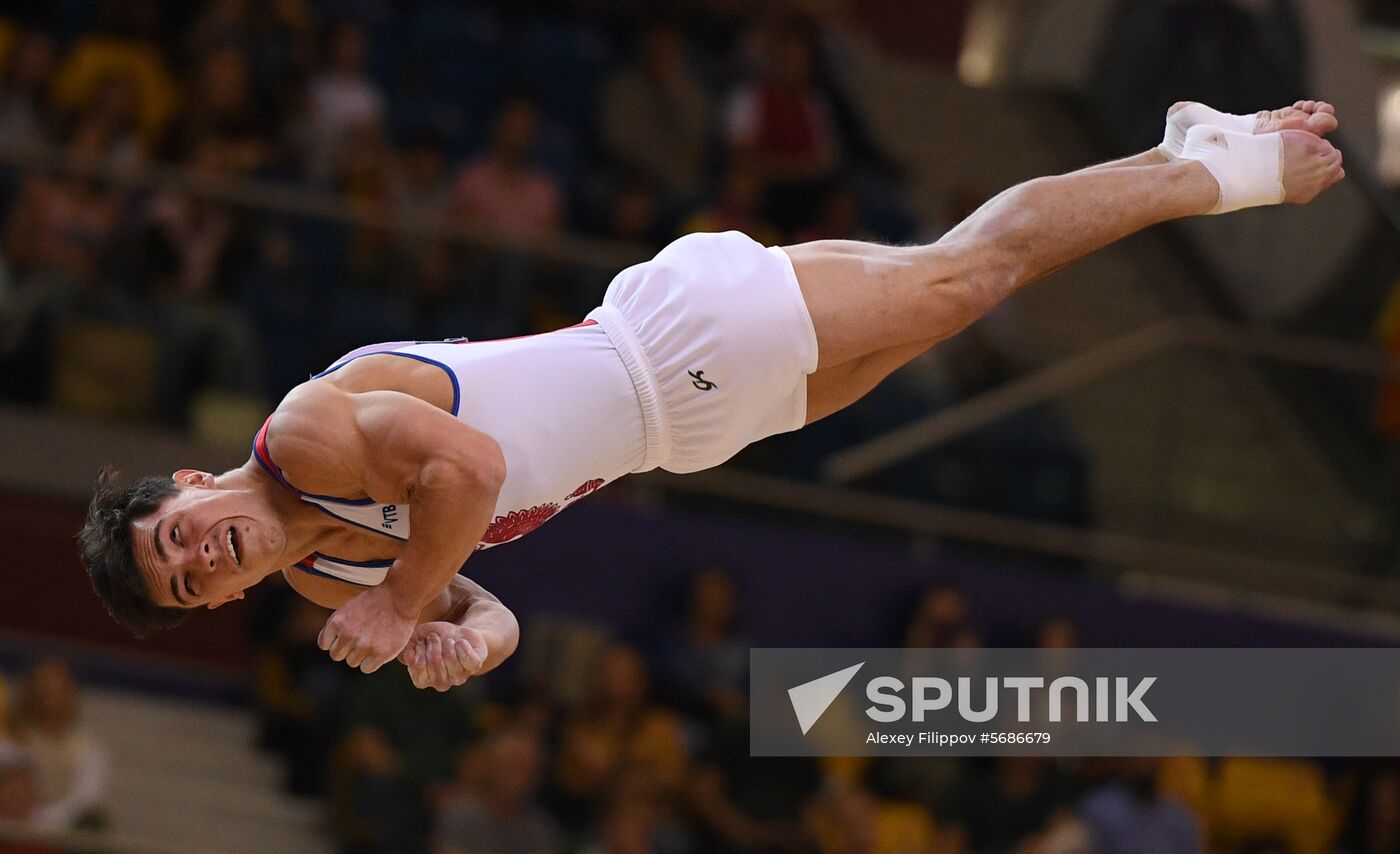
[[257, 232, 819, 587], [254, 320, 646, 586]]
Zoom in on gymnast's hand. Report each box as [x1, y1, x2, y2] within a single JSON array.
[[398, 622, 488, 691], [318, 585, 417, 673]]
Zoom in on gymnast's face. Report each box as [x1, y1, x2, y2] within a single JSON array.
[[131, 470, 284, 610]]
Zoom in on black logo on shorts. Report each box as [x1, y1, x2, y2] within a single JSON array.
[[382, 505, 399, 529], [689, 370, 718, 391]]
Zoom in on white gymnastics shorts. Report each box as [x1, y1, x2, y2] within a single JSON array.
[[588, 231, 820, 474]]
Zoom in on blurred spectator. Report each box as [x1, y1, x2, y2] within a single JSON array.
[[0, 753, 61, 854], [70, 73, 147, 169], [0, 31, 56, 152], [164, 44, 272, 174], [804, 784, 939, 854], [1155, 0, 1307, 107], [1076, 758, 1202, 854], [342, 664, 481, 789], [803, 786, 878, 854], [724, 17, 837, 231], [391, 128, 451, 218], [653, 566, 748, 725], [938, 756, 1077, 852], [10, 660, 107, 832], [903, 583, 979, 649], [794, 183, 871, 243], [682, 159, 779, 245], [551, 645, 689, 835], [330, 663, 480, 854], [332, 724, 424, 854], [4, 122, 123, 287], [252, 590, 349, 797], [136, 136, 262, 423], [868, 751, 967, 829], [687, 749, 817, 853], [606, 179, 670, 249], [338, 122, 398, 291], [1340, 766, 1400, 854], [0, 755, 37, 824], [137, 138, 252, 300], [600, 22, 712, 206], [410, 242, 506, 342], [1382, 83, 1400, 189], [1036, 617, 1081, 649], [435, 728, 563, 854], [580, 793, 682, 854], [452, 95, 563, 241], [235, 226, 316, 397], [184, 0, 310, 123], [1374, 275, 1400, 440], [48, 24, 176, 148], [306, 21, 384, 182]]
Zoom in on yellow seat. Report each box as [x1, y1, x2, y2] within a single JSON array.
[[822, 755, 872, 787], [1210, 758, 1337, 854], [51, 320, 160, 422], [807, 794, 934, 854], [874, 800, 936, 854], [49, 35, 176, 143], [1158, 756, 1210, 836], [0, 20, 18, 70]]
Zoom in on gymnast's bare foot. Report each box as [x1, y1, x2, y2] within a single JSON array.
[[1162, 100, 1339, 159]]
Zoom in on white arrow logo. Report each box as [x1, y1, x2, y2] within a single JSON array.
[[788, 662, 865, 735]]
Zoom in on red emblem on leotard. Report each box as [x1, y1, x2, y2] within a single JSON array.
[[566, 479, 605, 500], [473, 479, 605, 550], [479, 503, 561, 547]]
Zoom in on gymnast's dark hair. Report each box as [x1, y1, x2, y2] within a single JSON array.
[[79, 467, 190, 638]]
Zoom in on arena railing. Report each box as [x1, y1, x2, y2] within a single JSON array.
[[0, 141, 651, 274], [650, 464, 1400, 621], [821, 318, 1400, 483]]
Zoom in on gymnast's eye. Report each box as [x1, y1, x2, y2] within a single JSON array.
[[172, 524, 181, 546]]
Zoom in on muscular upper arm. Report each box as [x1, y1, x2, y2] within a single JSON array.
[[266, 383, 506, 505]]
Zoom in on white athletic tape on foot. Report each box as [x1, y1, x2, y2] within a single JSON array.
[[1159, 103, 1256, 160], [1179, 125, 1284, 214]]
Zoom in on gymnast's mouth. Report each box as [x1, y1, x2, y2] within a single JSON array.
[[225, 526, 241, 566]]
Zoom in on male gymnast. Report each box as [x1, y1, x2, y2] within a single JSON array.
[[81, 101, 1345, 690]]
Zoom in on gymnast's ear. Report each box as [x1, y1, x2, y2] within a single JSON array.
[[173, 469, 216, 488]]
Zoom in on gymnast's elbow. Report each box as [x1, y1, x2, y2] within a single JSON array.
[[426, 435, 507, 498]]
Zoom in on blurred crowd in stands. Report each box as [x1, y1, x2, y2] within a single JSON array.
[[0, 0, 1088, 523], [0, 660, 108, 852], [3, 585, 1400, 853], [0, 0, 913, 428], [5, 581, 1400, 853], [239, 568, 1400, 854]]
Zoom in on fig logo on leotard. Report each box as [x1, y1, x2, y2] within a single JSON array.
[[381, 504, 399, 530], [689, 369, 718, 391]]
